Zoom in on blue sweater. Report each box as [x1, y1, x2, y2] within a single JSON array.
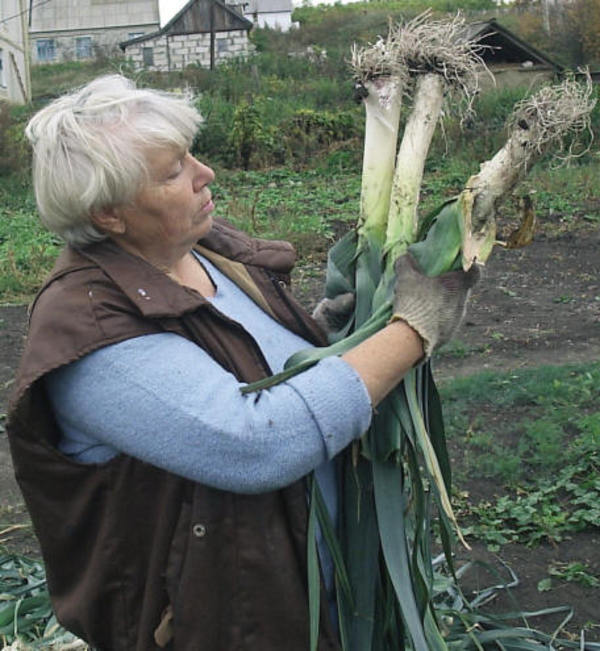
[[45, 254, 372, 487], [45, 254, 373, 617]]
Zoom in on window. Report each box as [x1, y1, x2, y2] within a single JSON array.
[[36, 39, 56, 62], [75, 37, 93, 59], [0, 49, 5, 87], [142, 47, 154, 67]]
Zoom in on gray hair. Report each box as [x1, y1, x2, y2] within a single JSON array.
[[25, 75, 203, 247]]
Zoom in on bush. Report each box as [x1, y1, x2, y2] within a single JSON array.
[[193, 94, 361, 170], [287, 108, 359, 148], [193, 95, 236, 166], [0, 102, 32, 177], [228, 100, 269, 169]]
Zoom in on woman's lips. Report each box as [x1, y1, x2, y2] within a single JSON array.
[[200, 197, 214, 213]]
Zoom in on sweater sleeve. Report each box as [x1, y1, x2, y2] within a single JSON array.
[[45, 332, 372, 493]]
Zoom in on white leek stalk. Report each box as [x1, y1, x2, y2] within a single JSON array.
[[351, 37, 407, 248], [385, 73, 444, 259], [461, 74, 596, 269], [385, 12, 484, 268], [357, 77, 403, 248], [350, 37, 407, 326]]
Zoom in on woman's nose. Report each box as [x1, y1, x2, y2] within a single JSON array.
[[190, 155, 215, 191]]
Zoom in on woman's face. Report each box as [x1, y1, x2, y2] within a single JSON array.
[[112, 147, 215, 264]]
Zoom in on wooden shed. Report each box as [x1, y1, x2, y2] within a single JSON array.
[[120, 0, 253, 71], [467, 19, 563, 89]]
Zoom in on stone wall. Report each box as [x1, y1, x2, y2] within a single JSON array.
[[124, 30, 253, 71]]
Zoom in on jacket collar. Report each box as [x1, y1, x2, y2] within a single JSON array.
[[36, 219, 297, 320]]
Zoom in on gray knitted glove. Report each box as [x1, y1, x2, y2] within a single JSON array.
[[391, 253, 480, 358], [312, 292, 355, 334]]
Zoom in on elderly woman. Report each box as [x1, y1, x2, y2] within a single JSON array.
[[7, 75, 477, 650]]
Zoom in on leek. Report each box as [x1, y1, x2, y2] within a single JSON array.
[[350, 34, 406, 327], [242, 15, 596, 646], [384, 12, 484, 269]]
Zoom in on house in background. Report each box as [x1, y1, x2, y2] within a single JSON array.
[[29, 0, 160, 64], [241, 0, 294, 31], [0, 0, 31, 103], [120, 0, 253, 72], [468, 18, 563, 89]]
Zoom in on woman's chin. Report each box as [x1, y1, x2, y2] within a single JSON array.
[[196, 213, 214, 240]]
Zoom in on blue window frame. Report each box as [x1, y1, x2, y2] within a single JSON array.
[[75, 37, 92, 59], [36, 39, 56, 62]]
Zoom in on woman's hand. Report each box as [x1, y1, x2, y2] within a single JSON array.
[[342, 253, 480, 406], [312, 293, 355, 335], [390, 253, 480, 358]]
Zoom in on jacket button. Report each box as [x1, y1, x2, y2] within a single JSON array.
[[192, 523, 206, 538]]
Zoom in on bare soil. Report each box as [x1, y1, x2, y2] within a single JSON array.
[[1, 224, 599, 643]]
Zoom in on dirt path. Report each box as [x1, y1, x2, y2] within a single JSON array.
[[1, 228, 599, 640]]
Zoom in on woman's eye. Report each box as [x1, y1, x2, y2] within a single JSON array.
[[168, 163, 183, 179]]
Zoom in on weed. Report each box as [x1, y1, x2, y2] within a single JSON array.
[[438, 339, 473, 358], [443, 363, 600, 549], [549, 561, 600, 588]]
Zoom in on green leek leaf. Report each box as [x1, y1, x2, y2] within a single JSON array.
[[372, 459, 429, 651]]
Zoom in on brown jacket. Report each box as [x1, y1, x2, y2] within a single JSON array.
[[7, 219, 340, 651]]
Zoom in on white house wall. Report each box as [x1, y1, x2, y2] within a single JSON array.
[[30, 0, 160, 63], [31, 25, 160, 62], [241, 0, 293, 31], [0, 0, 31, 103], [244, 11, 292, 30], [30, 0, 159, 31], [125, 31, 252, 71]]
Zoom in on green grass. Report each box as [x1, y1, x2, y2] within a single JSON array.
[[0, 176, 61, 303], [212, 163, 361, 238], [30, 58, 134, 99], [439, 363, 600, 550]]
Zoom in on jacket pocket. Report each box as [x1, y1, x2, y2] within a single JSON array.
[[164, 500, 192, 611]]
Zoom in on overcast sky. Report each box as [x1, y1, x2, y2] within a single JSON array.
[[158, 0, 353, 25], [158, 0, 188, 25]]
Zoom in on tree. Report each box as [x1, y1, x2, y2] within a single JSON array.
[[564, 0, 600, 65]]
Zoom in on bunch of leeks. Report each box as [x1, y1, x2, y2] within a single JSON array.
[[243, 15, 596, 649]]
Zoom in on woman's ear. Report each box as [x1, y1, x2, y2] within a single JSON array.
[[90, 207, 126, 235]]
